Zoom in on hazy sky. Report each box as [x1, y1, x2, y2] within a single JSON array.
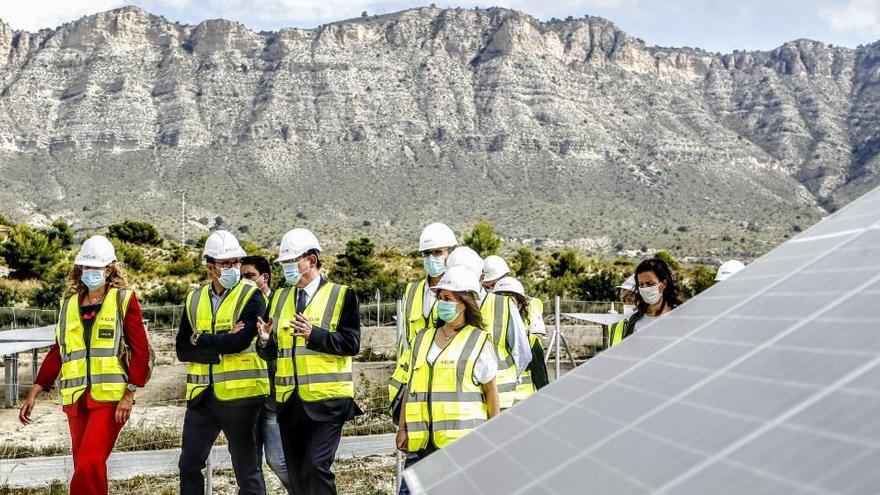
[[1, 0, 878, 53]]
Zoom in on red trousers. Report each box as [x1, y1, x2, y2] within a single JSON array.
[[66, 403, 126, 494]]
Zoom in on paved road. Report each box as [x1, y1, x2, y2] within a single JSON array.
[[0, 433, 396, 487]]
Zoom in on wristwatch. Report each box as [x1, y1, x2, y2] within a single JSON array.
[[190, 332, 201, 346], [126, 384, 138, 393]]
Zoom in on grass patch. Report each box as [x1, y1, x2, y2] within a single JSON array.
[[1, 456, 395, 495], [0, 443, 68, 460]]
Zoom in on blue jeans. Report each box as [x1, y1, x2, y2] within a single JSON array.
[[259, 407, 291, 493]]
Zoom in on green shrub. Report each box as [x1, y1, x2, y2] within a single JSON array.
[[108, 220, 163, 246], [145, 281, 191, 306], [463, 220, 501, 256], [0, 224, 62, 280]]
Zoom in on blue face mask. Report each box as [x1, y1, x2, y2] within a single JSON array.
[[437, 300, 462, 322], [424, 255, 446, 277], [283, 263, 302, 286], [218, 267, 241, 289], [81, 270, 106, 291]]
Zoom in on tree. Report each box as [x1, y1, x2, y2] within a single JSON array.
[[685, 265, 716, 298], [463, 221, 501, 256], [576, 270, 617, 301], [548, 249, 585, 278], [0, 282, 16, 306], [145, 281, 192, 306], [114, 242, 151, 273], [510, 247, 538, 279], [107, 220, 163, 246], [329, 238, 383, 300], [0, 224, 62, 280], [654, 250, 681, 272], [44, 220, 74, 249]]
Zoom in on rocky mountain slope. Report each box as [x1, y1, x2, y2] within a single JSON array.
[[0, 6, 877, 256]]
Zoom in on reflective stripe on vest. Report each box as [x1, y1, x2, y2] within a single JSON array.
[[481, 294, 517, 409], [56, 288, 132, 406], [405, 325, 488, 452], [184, 283, 268, 401], [273, 282, 351, 404]]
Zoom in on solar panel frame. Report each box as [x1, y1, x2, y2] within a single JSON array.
[[405, 185, 880, 494]]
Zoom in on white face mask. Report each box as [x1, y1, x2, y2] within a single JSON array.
[[639, 286, 662, 305], [623, 304, 637, 316], [241, 278, 257, 288]]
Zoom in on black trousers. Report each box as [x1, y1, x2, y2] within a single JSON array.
[[278, 402, 345, 495], [178, 394, 265, 495]]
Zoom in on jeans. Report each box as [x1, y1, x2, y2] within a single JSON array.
[[259, 406, 292, 493]]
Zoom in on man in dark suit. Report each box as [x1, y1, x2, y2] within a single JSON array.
[[256, 228, 362, 495]]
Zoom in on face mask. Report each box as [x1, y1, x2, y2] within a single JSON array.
[[623, 304, 637, 317], [639, 285, 662, 305], [424, 255, 446, 277], [81, 270, 106, 291], [437, 300, 462, 322], [241, 278, 257, 288], [283, 263, 302, 286], [218, 267, 241, 289]]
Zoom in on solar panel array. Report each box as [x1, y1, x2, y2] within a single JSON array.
[[404, 183, 880, 495]]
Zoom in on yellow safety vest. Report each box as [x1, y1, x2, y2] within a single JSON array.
[[528, 298, 544, 330], [272, 282, 352, 404], [481, 293, 518, 409], [185, 283, 269, 401], [513, 333, 541, 404], [388, 279, 439, 410], [608, 319, 627, 348], [56, 288, 133, 406], [405, 325, 489, 452]]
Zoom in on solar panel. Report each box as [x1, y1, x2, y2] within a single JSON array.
[[0, 325, 55, 356], [404, 184, 880, 495]]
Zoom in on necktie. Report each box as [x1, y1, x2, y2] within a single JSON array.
[[296, 289, 307, 314]]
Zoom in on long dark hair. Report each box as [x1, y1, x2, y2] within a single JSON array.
[[434, 291, 485, 331], [622, 258, 683, 339], [634, 258, 683, 313]]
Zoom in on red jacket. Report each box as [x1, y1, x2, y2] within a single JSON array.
[[36, 292, 150, 412]]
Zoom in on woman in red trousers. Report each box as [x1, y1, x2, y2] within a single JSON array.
[[19, 235, 150, 495]]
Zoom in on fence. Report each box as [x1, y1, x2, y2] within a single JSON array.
[[0, 307, 58, 331], [0, 298, 616, 492]]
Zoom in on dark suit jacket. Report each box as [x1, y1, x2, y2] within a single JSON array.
[[175, 283, 266, 408], [257, 278, 363, 422]]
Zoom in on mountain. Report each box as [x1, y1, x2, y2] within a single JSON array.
[[0, 5, 877, 256]]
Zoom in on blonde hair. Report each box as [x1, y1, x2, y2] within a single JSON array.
[[63, 262, 129, 298]]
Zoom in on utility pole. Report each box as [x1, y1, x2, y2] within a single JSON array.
[[181, 191, 186, 245]]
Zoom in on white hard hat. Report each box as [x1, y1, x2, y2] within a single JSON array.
[[419, 223, 458, 252], [617, 275, 637, 292], [430, 265, 481, 294], [715, 260, 745, 281], [74, 235, 117, 267], [492, 276, 525, 298], [276, 228, 322, 263], [445, 246, 484, 279], [203, 230, 248, 261], [481, 255, 510, 281]]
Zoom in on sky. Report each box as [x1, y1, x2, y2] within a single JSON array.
[[0, 0, 878, 53]]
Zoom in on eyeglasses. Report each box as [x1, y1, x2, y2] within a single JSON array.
[[421, 249, 446, 258], [211, 259, 241, 269]]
